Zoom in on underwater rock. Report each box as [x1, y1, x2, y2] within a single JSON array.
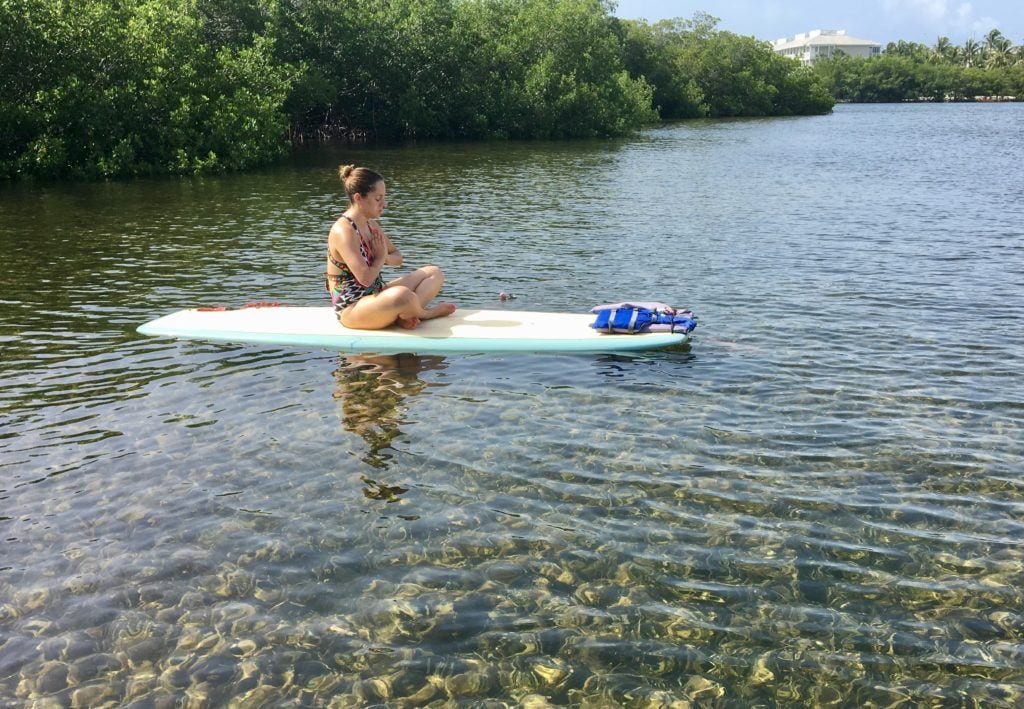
[[0, 636, 39, 679], [70, 681, 119, 708], [352, 677, 392, 702], [444, 665, 497, 698], [123, 671, 159, 701], [67, 652, 123, 684], [189, 653, 238, 686], [124, 636, 170, 670], [17, 659, 69, 699], [683, 675, 724, 701], [227, 684, 284, 707]]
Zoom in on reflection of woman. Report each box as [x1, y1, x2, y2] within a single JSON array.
[[326, 165, 456, 330], [332, 353, 446, 468]]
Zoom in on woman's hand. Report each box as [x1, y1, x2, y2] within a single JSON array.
[[382, 233, 402, 266], [371, 230, 387, 266]]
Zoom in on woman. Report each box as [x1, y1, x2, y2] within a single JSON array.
[[326, 165, 456, 329]]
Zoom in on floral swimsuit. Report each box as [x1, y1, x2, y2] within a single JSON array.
[[326, 215, 385, 313]]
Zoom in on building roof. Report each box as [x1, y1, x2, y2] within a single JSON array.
[[772, 29, 880, 51]]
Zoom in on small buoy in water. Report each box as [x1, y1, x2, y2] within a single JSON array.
[[499, 292, 517, 302]]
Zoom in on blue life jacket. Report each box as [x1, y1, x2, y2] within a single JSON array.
[[591, 306, 697, 335]]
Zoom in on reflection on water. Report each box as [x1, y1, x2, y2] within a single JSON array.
[[332, 353, 448, 469], [1, 104, 1023, 705], [332, 352, 448, 510]]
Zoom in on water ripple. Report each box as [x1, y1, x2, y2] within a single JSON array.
[[2, 104, 1023, 705]]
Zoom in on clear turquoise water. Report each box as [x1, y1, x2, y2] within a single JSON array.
[[1, 103, 1023, 705]]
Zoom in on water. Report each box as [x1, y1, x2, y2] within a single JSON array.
[[2, 103, 1023, 706]]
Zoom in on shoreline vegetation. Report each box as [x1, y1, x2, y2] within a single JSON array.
[[813, 31, 1024, 104], [1, 1, 1020, 181], [1, 1, 832, 179]]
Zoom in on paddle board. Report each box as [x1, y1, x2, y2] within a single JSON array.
[[137, 306, 689, 354]]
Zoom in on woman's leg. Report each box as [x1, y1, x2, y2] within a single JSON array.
[[387, 265, 446, 308], [340, 285, 455, 330]]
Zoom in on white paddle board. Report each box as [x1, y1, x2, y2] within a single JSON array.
[[137, 306, 689, 354]]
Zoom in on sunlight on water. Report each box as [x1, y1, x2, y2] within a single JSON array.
[[1, 104, 1023, 705]]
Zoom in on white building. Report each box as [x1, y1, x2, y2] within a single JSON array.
[[772, 30, 881, 66]]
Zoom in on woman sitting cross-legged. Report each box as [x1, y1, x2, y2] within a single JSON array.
[[326, 165, 456, 330]]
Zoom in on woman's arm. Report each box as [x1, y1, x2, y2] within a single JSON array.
[[375, 223, 403, 267], [329, 222, 385, 287]]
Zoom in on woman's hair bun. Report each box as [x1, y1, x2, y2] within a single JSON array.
[[338, 165, 384, 198]]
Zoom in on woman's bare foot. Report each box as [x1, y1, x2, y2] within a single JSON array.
[[421, 303, 457, 320], [396, 315, 421, 329]]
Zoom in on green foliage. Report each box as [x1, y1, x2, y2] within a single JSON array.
[[280, 0, 656, 140], [0, 0, 292, 178], [617, 18, 708, 118], [512, 0, 657, 137], [2, 0, 838, 179], [815, 29, 1023, 103], [615, 14, 834, 119]]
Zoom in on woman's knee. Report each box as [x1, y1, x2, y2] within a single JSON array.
[[383, 285, 418, 308], [422, 264, 444, 283]]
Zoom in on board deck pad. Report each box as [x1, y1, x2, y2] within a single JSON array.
[[137, 306, 689, 354]]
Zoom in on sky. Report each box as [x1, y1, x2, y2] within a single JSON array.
[[612, 1, 1024, 45]]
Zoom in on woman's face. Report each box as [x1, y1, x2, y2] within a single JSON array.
[[358, 181, 387, 218]]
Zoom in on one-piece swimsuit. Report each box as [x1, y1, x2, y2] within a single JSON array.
[[326, 215, 385, 313]]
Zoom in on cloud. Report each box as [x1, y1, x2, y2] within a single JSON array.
[[881, 0, 952, 21], [951, 4, 1003, 37], [880, 0, 1001, 38]]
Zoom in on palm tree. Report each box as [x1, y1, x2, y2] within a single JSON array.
[[886, 39, 928, 58], [985, 39, 1013, 69], [984, 29, 1006, 53], [932, 36, 953, 62], [962, 38, 980, 67]]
